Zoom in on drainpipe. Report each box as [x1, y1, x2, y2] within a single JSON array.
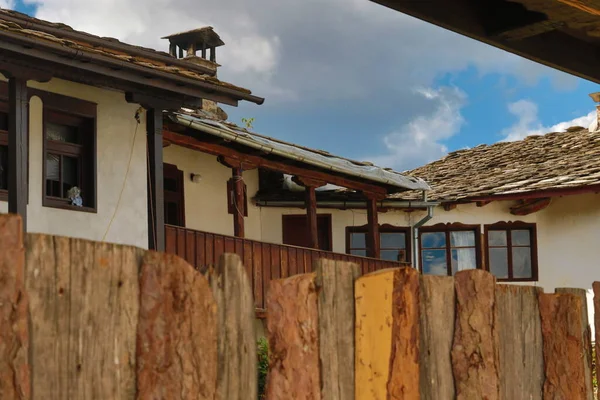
[[412, 191, 435, 272]]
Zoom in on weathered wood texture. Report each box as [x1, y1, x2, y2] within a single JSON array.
[[538, 293, 587, 400], [315, 260, 360, 400], [555, 287, 593, 400], [165, 225, 409, 310], [495, 285, 543, 400], [265, 273, 320, 400], [593, 282, 600, 385], [25, 234, 144, 400], [387, 268, 420, 400], [419, 276, 455, 400], [137, 252, 217, 400], [208, 254, 256, 400], [451, 270, 499, 400], [0, 215, 29, 399]]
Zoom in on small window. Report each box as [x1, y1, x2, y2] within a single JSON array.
[[420, 224, 481, 276], [485, 222, 537, 281], [0, 106, 8, 194], [346, 225, 410, 262], [43, 109, 95, 210]]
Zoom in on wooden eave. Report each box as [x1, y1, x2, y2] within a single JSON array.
[[0, 29, 264, 108], [370, 0, 600, 85], [163, 124, 398, 196]]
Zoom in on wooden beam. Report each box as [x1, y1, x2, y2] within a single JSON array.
[[231, 167, 245, 238], [366, 197, 380, 259], [147, 108, 165, 251], [557, 0, 600, 16], [305, 186, 319, 249], [443, 203, 457, 211], [8, 77, 28, 230], [217, 155, 257, 171], [492, 20, 565, 41], [292, 176, 327, 188], [509, 198, 552, 216], [476, 200, 492, 207], [163, 129, 389, 196], [125, 92, 202, 111]]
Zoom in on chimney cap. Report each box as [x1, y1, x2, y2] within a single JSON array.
[[590, 92, 600, 103], [162, 27, 225, 49]]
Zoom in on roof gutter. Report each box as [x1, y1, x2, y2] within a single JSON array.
[[254, 199, 440, 209], [171, 113, 430, 191]]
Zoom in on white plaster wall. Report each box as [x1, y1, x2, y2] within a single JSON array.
[[0, 78, 148, 248]]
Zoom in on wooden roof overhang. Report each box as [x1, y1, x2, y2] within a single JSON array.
[[163, 121, 408, 198], [371, 0, 600, 84], [0, 25, 264, 109]]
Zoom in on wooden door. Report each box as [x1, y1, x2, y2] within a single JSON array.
[[282, 214, 332, 251], [164, 163, 185, 227]]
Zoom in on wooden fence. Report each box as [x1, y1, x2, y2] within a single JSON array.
[[1, 213, 598, 399], [165, 224, 408, 310]]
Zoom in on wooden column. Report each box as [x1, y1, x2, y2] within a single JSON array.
[[293, 176, 325, 250], [231, 167, 245, 238], [366, 196, 380, 259], [146, 108, 165, 251], [8, 77, 28, 229]]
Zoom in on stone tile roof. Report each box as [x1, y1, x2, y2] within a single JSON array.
[[0, 9, 254, 96], [393, 126, 600, 201]]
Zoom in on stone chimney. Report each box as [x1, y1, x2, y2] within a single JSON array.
[[163, 27, 228, 120], [589, 92, 600, 132]]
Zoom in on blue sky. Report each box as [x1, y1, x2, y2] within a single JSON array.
[[12, 0, 599, 172]]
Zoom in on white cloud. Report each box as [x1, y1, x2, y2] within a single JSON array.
[[501, 99, 595, 142], [0, 0, 14, 8], [370, 86, 467, 171]]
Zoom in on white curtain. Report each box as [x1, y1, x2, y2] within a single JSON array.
[[451, 232, 476, 272]]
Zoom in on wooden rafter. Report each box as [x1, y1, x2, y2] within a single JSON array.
[[557, 0, 600, 16], [509, 198, 552, 216], [163, 130, 389, 196]]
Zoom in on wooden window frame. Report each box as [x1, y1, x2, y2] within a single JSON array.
[[345, 224, 411, 262], [419, 222, 482, 276], [42, 96, 97, 213], [484, 221, 538, 282], [163, 163, 186, 227], [282, 214, 333, 251]]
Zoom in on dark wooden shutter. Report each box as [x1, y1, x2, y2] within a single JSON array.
[[163, 163, 185, 226]]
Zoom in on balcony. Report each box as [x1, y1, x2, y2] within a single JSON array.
[[165, 224, 409, 311]]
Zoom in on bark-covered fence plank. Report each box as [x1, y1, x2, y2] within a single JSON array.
[[0, 215, 29, 400], [208, 254, 256, 400], [555, 288, 594, 400], [451, 270, 499, 400], [538, 293, 587, 400], [265, 273, 320, 400], [495, 285, 543, 400], [315, 259, 360, 400], [593, 282, 600, 385], [25, 234, 144, 400], [137, 252, 217, 400], [419, 276, 455, 400]]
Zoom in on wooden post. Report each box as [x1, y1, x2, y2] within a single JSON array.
[[146, 108, 165, 251], [366, 196, 380, 259], [305, 185, 319, 249], [8, 77, 28, 229], [593, 282, 600, 389], [231, 167, 245, 238]]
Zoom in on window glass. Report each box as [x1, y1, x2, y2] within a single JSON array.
[[46, 122, 79, 144], [489, 248, 509, 279], [0, 145, 6, 190], [486, 225, 535, 281], [62, 156, 79, 194], [422, 249, 447, 275], [511, 230, 531, 246], [350, 249, 367, 257], [350, 233, 366, 249], [422, 232, 445, 248], [381, 250, 402, 262], [451, 248, 477, 274], [512, 247, 532, 278], [450, 231, 475, 247], [488, 231, 507, 246], [381, 232, 406, 249]]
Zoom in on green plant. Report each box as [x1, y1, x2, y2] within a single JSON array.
[[257, 337, 269, 399], [241, 117, 255, 129]]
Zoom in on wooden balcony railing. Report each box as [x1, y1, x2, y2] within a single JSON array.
[[165, 224, 409, 310]]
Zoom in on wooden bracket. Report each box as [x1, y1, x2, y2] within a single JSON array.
[[443, 203, 457, 212], [509, 198, 551, 216], [476, 201, 492, 208], [125, 92, 202, 110], [217, 155, 257, 171], [362, 190, 388, 201], [292, 176, 327, 188]]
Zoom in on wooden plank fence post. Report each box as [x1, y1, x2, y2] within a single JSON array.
[[315, 259, 360, 400], [419, 276, 455, 400], [137, 252, 217, 400], [555, 288, 594, 400], [593, 282, 600, 388], [0, 215, 29, 399], [496, 285, 543, 400], [355, 268, 420, 400], [451, 270, 499, 400], [208, 254, 257, 400], [265, 273, 320, 400], [538, 292, 587, 400]]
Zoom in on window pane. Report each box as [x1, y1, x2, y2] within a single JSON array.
[[45, 153, 60, 197], [422, 232, 445, 248], [488, 230, 507, 246], [381, 232, 406, 249], [350, 232, 366, 249], [0, 145, 6, 190], [0, 112, 8, 131], [422, 249, 447, 275], [451, 248, 477, 274], [512, 247, 533, 279], [164, 177, 177, 192], [512, 230, 531, 246], [350, 249, 367, 257], [489, 248, 509, 279], [450, 231, 475, 247], [46, 122, 79, 144], [381, 250, 400, 262]]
